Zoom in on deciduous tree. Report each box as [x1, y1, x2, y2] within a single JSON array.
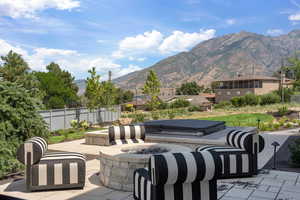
[[142, 70, 161, 110], [35, 63, 79, 109]]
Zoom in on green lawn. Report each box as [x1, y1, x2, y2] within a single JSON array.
[[198, 113, 274, 127], [48, 127, 105, 144]]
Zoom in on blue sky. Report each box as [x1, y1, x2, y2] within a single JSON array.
[[0, 0, 299, 80]]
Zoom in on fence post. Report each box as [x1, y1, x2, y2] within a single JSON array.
[[87, 108, 90, 123], [49, 110, 52, 131], [93, 109, 95, 125], [64, 107, 66, 130]]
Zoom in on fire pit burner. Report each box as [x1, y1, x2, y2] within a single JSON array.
[[121, 146, 168, 154]]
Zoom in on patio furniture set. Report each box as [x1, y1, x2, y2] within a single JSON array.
[[16, 120, 265, 200]]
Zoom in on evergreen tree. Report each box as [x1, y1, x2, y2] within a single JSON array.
[[0, 51, 42, 98], [0, 50, 29, 82], [142, 70, 161, 110], [283, 55, 300, 90], [85, 67, 101, 109]]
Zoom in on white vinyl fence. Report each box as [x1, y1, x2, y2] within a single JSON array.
[[38, 105, 121, 131]]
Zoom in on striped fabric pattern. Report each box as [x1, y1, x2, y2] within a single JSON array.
[[30, 152, 86, 191], [134, 169, 152, 200], [17, 137, 48, 165], [133, 151, 221, 200], [16, 137, 86, 192], [226, 129, 265, 154], [108, 125, 146, 145], [196, 145, 254, 178]]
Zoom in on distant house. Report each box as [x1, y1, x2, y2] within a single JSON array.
[[159, 88, 176, 98], [199, 93, 216, 104], [164, 95, 212, 110], [213, 75, 292, 103]]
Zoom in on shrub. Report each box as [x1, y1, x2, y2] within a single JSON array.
[[278, 116, 289, 126], [170, 98, 190, 108], [284, 122, 293, 128], [132, 113, 147, 122], [70, 119, 78, 129], [61, 130, 70, 140], [289, 138, 300, 166], [244, 93, 260, 105], [79, 120, 90, 130], [168, 110, 176, 119], [214, 101, 232, 109], [259, 93, 281, 105], [273, 122, 281, 130], [124, 103, 134, 112], [273, 88, 294, 102], [0, 140, 23, 178], [151, 112, 160, 120], [0, 81, 48, 178], [188, 105, 201, 112], [231, 96, 245, 107], [158, 101, 169, 110], [278, 106, 289, 116]]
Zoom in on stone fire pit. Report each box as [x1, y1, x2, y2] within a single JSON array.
[[99, 143, 191, 191]]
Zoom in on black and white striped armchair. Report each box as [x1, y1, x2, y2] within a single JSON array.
[[16, 137, 86, 191], [133, 151, 222, 200], [196, 128, 265, 179], [108, 125, 146, 145]]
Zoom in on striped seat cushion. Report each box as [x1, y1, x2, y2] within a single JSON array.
[[17, 137, 48, 165], [134, 158, 219, 200], [226, 129, 265, 153], [31, 152, 86, 188], [149, 151, 221, 185], [196, 145, 253, 178], [134, 168, 152, 200], [108, 125, 146, 145]]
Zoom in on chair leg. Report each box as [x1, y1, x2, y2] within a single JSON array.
[[26, 152, 31, 192]]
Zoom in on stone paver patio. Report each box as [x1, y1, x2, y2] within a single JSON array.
[[1, 128, 300, 200]]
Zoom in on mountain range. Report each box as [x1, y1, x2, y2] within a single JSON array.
[[113, 30, 300, 89]]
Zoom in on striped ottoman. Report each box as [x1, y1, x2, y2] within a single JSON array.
[[196, 128, 265, 179], [133, 151, 222, 200], [108, 125, 146, 145], [17, 137, 86, 191]]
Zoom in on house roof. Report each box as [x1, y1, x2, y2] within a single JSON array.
[[199, 93, 215, 98], [165, 95, 211, 105], [215, 75, 280, 82]]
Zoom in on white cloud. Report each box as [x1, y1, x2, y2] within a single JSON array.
[[289, 13, 300, 21], [113, 29, 216, 58], [266, 29, 284, 36], [112, 30, 163, 58], [0, 39, 28, 56], [111, 50, 125, 59], [0, 38, 141, 79], [158, 29, 216, 54], [119, 30, 163, 52], [128, 56, 146, 62], [225, 18, 236, 25], [0, 0, 80, 19]]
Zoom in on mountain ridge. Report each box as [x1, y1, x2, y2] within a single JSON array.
[[114, 30, 300, 89]]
